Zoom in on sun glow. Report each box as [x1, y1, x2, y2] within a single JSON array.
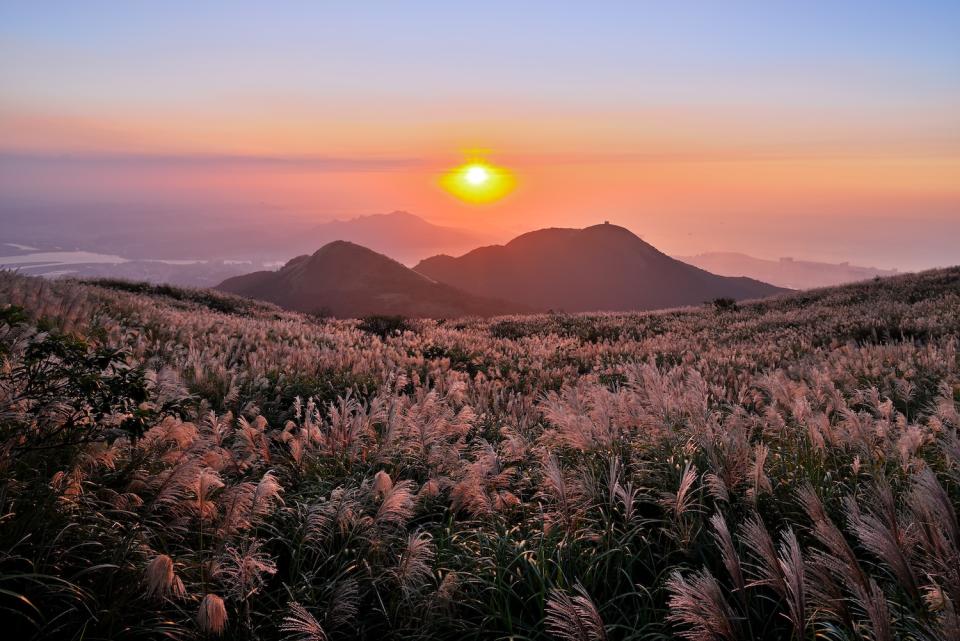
[[465, 165, 489, 185], [441, 159, 515, 203]]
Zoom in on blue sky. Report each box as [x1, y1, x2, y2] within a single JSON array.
[[3, 2, 958, 119]]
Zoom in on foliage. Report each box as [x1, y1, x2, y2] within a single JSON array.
[[711, 297, 737, 312], [357, 315, 409, 339], [87, 277, 277, 316], [0, 324, 158, 451]]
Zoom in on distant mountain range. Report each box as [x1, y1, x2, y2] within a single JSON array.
[[0, 210, 492, 286], [289, 211, 490, 266], [676, 252, 899, 289], [217, 223, 786, 318], [0, 207, 489, 267], [216, 241, 526, 318], [5, 207, 901, 296], [414, 223, 785, 313]]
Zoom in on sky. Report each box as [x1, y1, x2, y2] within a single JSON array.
[[1, 1, 959, 270]]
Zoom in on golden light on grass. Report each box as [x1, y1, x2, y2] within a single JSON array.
[[197, 593, 228, 635], [441, 159, 515, 203]]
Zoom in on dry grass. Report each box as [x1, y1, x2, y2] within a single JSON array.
[[1, 268, 959, 639]]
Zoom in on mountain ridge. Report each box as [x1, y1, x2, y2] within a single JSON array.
[[217, 224, 787, 318], [216, 240, 526, 318], [415, 223, 785, 312], [291, 211, 491, 265]]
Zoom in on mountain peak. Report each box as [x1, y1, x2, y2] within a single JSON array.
[[290, 211, 489, 266], [582, 221, 633, 233], [383, 210, 420, 220], [415, 223, 784, 312], [312, 239, 375, 255], [336, 210, 422, 223], [217, 241, 525, 318]]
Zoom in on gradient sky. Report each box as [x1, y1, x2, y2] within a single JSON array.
[[2, 1, 959, 269]]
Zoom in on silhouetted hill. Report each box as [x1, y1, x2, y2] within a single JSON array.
[[216, 241, 525, 318], [414, 223, 786, 312], [676, 251, 899, 290]]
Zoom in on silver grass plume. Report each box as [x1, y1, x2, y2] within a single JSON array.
[[393, 530, 435, 597], [373, 479, 415, 528], [325, 578, 359, 631], [216, 538, 277, 602], [703, 473, 729, 503], [279, 601, 327, 641], [250, 471, 284, 518], [740, 515, 788, 597], [797, 483, 868, 590], [747, 443, 772, 504], [661, 461, 699, 519], [665, 568, 738, 641], [777, 527, 807, 640], [306, 487, 360, 543], [197, 593, 228, 636], [143, 554, 186, 601], [843, 482, 920, 600], [709, 513, 744, 595], [372, 470, 393, 497], [797, 484, 867, 628], [545, 582, 607, 641], [849, 578, 893, 641]]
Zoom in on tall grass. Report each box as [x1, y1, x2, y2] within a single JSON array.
[[1, 268, 959, 639]]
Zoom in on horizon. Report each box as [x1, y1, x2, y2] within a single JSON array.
[[2, 2, 959, 271]]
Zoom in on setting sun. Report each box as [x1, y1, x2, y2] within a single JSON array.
[[441, 160, 515, 204], [465, 165, 489, 185]]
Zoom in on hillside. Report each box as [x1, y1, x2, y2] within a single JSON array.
[[216, 240, 524, 317], [678, 251, 900, 289], [2, 267, 959, 640], [415, 223, 786, 312]]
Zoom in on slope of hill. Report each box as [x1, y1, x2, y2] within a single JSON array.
[[216, 240, 524, 317], [415, 223, 786, 312], [2, 267, 959, 640], [677, 251, 900, 289]]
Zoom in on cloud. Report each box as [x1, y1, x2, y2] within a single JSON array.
[[0, 151, 424, 172]]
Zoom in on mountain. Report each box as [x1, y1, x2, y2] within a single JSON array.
[[291, 211, 491, 266], [676, 252, 899, 290], [0, 205, 487, 268], [216, 240, 525, 318], [414, 223, 786, 312]]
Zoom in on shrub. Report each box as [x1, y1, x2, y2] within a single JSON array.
[[357, 314, 409, 338], [712, 297, 738, 311]]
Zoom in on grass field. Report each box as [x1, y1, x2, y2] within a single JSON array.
[[2, 269, 959, 640]]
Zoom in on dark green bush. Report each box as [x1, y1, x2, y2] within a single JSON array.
[[712, 297, 738, 311], [357, 314, 409, 339]]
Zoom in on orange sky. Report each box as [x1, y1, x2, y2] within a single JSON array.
[[2, 3, 959, 270]]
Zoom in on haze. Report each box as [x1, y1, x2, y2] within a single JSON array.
[[2, 2, 959, 271]]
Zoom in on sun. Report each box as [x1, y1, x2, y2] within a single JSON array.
[[441, 159, 515, 203], [465, 165, 490, 185]]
